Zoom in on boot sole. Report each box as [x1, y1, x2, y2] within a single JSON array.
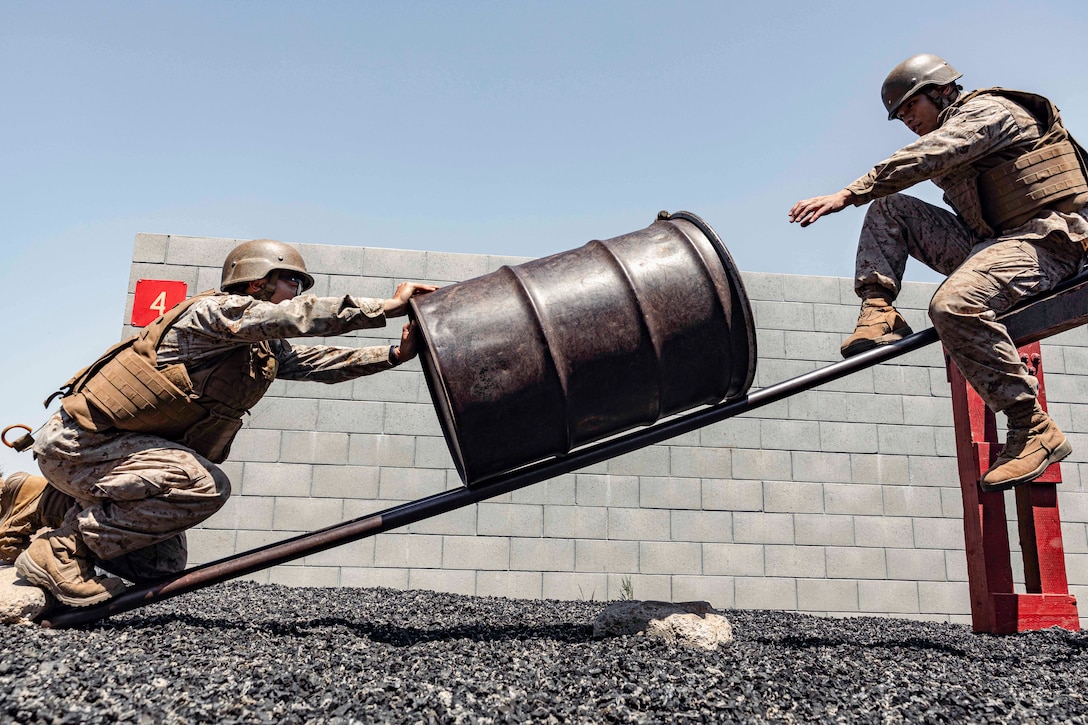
[[841, 328, 914, 359], [0, 472, 30, 523], [14, 550, 118, 607], [979, 438, 1073, 493]]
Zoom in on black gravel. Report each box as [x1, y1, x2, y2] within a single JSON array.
[[3, 581, 1087, 723]]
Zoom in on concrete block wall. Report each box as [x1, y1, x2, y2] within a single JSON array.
[[124, 231, 1088, 626]]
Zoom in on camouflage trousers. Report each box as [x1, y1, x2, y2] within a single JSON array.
[[855, 193, 1085, 413], [33, 410, 231, 580]]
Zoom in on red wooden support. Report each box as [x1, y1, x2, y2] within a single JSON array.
[[946, 341, 1079, 633]]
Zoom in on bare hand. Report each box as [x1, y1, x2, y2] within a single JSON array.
[[384, 282, 439, 317], [393, 322, 420, 362], [788, 189, 854, 227]]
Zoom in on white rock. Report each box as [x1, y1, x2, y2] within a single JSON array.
[[593, 600, 733, 650], [0, 563, 50, 624]]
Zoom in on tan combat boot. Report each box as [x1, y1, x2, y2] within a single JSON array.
[[0, 471, 51, 563], [841, 297, 914, 358], [14, 522, 127, 606], [981, 408, 1072, 492]]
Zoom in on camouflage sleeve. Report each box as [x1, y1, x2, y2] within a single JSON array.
[[273, 340, 395, 383], [845, 96, 1031, 205], [156, 294, 390, 366]]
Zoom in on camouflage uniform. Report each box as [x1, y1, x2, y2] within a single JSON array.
[[32, 292, 397, 581], [845, 92, 1088, 413]]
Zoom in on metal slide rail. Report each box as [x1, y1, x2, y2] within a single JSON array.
[[41, 268, 1088, 628]]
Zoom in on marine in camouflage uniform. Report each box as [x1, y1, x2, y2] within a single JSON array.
[[0, 239, 436, 606], [789, 54, 1088, 494]]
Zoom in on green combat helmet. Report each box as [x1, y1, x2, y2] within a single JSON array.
[[221, 239, 315, 293], [881, 53, 962, 120]]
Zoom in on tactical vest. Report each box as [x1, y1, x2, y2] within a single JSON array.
[[937, 88, 1088, 239], [57, 291, 278, 463]]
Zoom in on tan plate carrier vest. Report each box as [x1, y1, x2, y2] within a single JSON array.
[[57, 291, 277, 463], [938, 88, 1088, 240]]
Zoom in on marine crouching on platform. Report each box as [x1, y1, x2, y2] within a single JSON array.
[[788, 53, 1088, 493], [0, 239, 437, 607]]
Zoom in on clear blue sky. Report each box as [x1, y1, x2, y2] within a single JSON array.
[[2, 1, 1086, 473]]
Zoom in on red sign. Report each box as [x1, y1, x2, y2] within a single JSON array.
[[131, 279, 188, 327]]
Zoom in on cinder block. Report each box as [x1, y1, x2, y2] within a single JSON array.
[[543, 505, 607, 539], [872, 366, 934, 397], [940, 489, 965, 519], [609, 573, 671, 602], [882, 485, 943, 517], [826, 547, 886, 579], [442, 535, 509, 570], [732, 449, 792, 481], [877, 424, 937, 456], [510, 538, 575, 571], [311, 465, 380, 499], [132, 233, 168, 263], [824, 483, 884, 516], [901, 396, 953, 428], [755, 328, 786, 359], [887, 548, 948, 581], [763, 480, 824, 514], [575, 539, 639, 573], [669, 447, 731, 479], [484, 254, 533, 273], [303, 538, 374, 567], [702, 479, 764, 512], [575, 475, 640, 507], [765, 545, 825, 578], [918, 581, 972, 614], [313, 399, 385, 434], [374, 533, 443, 568], [735, 577, 797, 610], [269, 565, 340, 588], [362, 246, 428, 277], [912, 517, 965, 550], [249, 397, 320, 431], [205, 494, 275, 530], [788, 391, 850, 422], [477, 503, 543, 537], [346, 433, 416, 467], [670, 575, 735, 609], [165, 235, 238, 266], [404, 504, 477, 535], [542, 572, 607, 601], [280, 431, 350, 464], [670, 510, 732, 543], [785, 275, 842, 304], [751, 300, 814, 331], [794, 514, 854, 546], [733, 512, 794, 545], [242, 462, 313, 497], [760, 420, 822, 452], [185, 529, 237, 565], [784, 330, 840, 363], [639, 541, 701, 575], [340, 566, 409, 590], [797, 578, 859, 613], [231, 428, 281, 463], [846, 394, 903, 425], [639, 477, 701, 510], [852, 453, 910, 485], [858, 579, 919, 614], [819, 422, 879, 454], [297, 243, 367, 276], [424, 251, 489, 282], [476, 571, 543, 600], [381, 401, 441, 436], [791, 452, 854, 484], [700, 416, 761, 449], [409, 569, 477, 596], [510, 475, 576, 505], [413, 436, 455, 469], [606, 445, 670, 476], [271, 496, 345, 531], [740, 271, 785, 300], [607, 508, 669, 541], [702, 543, 764, 576], [379, 466, 447, 501], [854, 516, 914, 548], [907, 455, 959, 487]]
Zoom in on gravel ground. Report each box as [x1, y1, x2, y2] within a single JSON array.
[[3, 581, 1088, 723]]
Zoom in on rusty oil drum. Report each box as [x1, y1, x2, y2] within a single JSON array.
[[410, 210, 757, 487]]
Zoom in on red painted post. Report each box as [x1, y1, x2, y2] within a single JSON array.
[[946, 342, 1079, 633]]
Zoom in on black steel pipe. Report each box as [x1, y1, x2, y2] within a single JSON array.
[[41, 268, 1088, 628]]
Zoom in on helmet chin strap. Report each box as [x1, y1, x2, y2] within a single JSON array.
[[926, 83, 962, 113]]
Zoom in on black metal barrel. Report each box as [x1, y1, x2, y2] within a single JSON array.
[[410, 210, 757, 487]]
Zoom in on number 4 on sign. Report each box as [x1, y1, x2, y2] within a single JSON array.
[[131, 279, 188, 327]]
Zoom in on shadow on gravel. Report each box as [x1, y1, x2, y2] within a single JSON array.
[[104, 612, 598, 646], [758, 633, 970, 657]]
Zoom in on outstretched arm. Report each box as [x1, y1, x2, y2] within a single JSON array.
[[788, 189, 855, 227]]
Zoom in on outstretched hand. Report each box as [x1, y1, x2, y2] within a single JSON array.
[[392, 321, 420, 363], [384, 282, 439, 317], [788, 189, 854, 227]]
